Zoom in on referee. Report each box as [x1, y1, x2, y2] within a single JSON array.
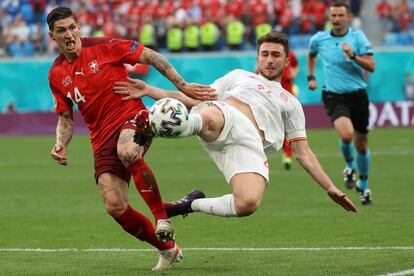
[[307, 0, 375, 205]]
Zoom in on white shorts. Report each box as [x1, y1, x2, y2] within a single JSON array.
[[191, 101, 269, 184]]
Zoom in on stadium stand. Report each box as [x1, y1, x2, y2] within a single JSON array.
[[0, 0, 413, 58]]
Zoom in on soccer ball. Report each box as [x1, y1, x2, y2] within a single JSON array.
[[149, 98, 189, 137]]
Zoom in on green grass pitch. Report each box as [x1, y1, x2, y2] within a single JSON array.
[[0, 128, 413, 275]]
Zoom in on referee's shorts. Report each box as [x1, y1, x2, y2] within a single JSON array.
[[322, 89, 369, 134]]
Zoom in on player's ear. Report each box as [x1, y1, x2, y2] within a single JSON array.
[[48, 32, 55, 41], [285, 55, 290, 67]]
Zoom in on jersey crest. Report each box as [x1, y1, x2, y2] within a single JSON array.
[[62, 76, 72, 87], [88, 60, 100, 74]]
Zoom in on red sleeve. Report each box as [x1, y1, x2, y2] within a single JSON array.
[[106, 39, 145, 66], [289, 52, 298, 67], [48, 74, 73, 114]]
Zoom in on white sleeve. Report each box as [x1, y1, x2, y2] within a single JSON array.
[[210, 70, 238, 98], [285, 98, 307, 142]]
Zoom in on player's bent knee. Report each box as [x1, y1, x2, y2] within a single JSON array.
[[104, 199, 128, 218], [117, 144, 142, 166], [234, 198, 260, 217], [199, 107, 224, 141]]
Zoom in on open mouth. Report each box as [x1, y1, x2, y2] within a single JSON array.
[[65, 40, 76, 49]]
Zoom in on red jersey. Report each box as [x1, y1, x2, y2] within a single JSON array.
[[281, 51, 298, 94], [48, 37, 145, 151]]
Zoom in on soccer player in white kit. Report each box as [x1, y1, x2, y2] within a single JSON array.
[[113, 31, 357, 217]]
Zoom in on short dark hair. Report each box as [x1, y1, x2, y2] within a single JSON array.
[[47, 7, 78, 31], [256, 31, 289, 56], [330, 0, 350, 11]]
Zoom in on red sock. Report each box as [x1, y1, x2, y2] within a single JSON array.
[[283, 138, 292, 158], [128, 158, 168, 221], [115, 205, 174, 250]]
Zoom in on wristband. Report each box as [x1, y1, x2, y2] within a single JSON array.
[[350, 52, 356, 60], [307, 75, 315, 81]]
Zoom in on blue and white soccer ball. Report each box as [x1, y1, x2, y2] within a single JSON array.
[[149, 98, 189, 138]]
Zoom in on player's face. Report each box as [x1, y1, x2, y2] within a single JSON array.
[[49, 17, 81, 61], [329, 6, 349, 33], [257, 42, 289, 81]]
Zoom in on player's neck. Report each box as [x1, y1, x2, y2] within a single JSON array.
[[63, 49, 81, 63], [260, 72, 281, 83]]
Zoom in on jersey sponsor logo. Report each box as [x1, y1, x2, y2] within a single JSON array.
[[62, 76, 72, 87], [130, 41, 138, 53], [88, 60, 100, 74]]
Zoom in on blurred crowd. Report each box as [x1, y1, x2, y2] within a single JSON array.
[[7, 0, 410, 58], [377, 0, 414, 46], [377, 0, 414, 34]]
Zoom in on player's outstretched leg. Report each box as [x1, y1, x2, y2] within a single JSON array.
[[164, 189, 206, 218], [152, 243, 183, 272]]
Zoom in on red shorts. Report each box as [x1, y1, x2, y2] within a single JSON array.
[[93, 117, 152, 184]]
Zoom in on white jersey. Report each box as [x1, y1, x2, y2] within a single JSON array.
[[211, 69, 307, 154]]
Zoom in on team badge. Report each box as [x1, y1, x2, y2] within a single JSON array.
[[88, 60, 100, 74], [62, 76, 72, 87], [280, 92, 288, 102]]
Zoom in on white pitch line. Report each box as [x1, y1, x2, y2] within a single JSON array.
[[1, 247, 414, 252], [378, 268, 414, 276]]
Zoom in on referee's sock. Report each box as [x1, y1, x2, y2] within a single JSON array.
[[340, 139, 355, 169], [357, 149, 371, 190]]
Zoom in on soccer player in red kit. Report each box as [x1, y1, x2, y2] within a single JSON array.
[[280, 50, 299, 170], [47, 7, 214, 272]]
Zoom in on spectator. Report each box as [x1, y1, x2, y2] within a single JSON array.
[[404, 72, 414, 100], [200, 18, 220, 51], [225, 15, 245, 50], [4, 101, 17, 113], [166, 20, 183, 52], [377, 0, 393, 37], [183, 18, 200, 52]]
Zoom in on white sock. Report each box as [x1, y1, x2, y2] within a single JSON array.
[[191, 194, 237, 217], [178, 114, 202, 137]]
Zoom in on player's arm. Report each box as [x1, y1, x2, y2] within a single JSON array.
[[50, 110, 74, 166], [114, 77, 201, 108], [291, 63, 299, 80], [289, 53, 299, 80], [290, 139, 357, 212], [138, 47, 216, 101], [307, 52, 318, 90]]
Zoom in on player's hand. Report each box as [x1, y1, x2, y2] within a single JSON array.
[[113, 77, 148, 100], [308, 80, 317, 90], [327, 186, 357, 212], [342, 43, 353, 59], [50, 142, 68, 166], [178, 82, 217, 101]]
